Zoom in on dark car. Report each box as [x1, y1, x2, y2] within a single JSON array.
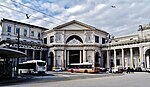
[[134, 67, 142, 72]]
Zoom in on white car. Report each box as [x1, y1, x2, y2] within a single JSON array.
[[54, 67, 62, 72], [146, 68, 150, 72]]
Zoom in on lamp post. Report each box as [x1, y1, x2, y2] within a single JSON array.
[[16, 29, 20, 76]]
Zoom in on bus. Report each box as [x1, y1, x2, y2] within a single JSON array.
[[18, 60, 47, 74], [67, 62, 100, 73]]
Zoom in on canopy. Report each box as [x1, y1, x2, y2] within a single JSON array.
[[0, 47, 27, 58]]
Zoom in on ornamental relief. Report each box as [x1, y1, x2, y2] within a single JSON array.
[[67, 38, 82, 45], [55, 34, 62, 43], [85, 33, 92, 43]]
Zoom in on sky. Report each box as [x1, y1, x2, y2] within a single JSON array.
[[0, 0, 150, 36]]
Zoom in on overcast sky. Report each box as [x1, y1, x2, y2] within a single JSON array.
[[0, 0, 150, 36]]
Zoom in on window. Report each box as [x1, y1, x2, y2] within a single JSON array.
[[117, 59, 120, 66], [31, 31, 34, 36], [16, 28, 20, 34], [38, 32, 40, 39], [95, 36, 99, 43], [116, 51, 119, 55], [7, 26, 11, 32], [24, 29, 27, 36], [44, 38, 47, 44], [102, 38, 106, 44], [50, 36, 54, 43]]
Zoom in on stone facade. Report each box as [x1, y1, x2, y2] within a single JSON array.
[[102, 24, 150, 70], [1, 18, 150, 71], [0, 19, 49, 68], [43, 20, 108, 69]]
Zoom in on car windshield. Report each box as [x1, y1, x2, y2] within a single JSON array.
[[37, 62, 46, 66]]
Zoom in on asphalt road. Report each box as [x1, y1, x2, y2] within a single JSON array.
[[2, 72, 150, 87]]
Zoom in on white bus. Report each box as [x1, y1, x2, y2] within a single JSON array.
[[67, 62, 100, 73], [18, 60, 47, 74]]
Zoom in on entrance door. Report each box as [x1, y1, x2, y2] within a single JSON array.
[[69, 50, 80, 64]]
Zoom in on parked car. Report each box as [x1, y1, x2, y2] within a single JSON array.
[[52, 67, 62, 72], [134, 67, 142, 72], [100, 68, 108, 72], [146, 68, 150, 72]]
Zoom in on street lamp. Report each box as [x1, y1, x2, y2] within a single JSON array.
[[16, 29, 20, 76]]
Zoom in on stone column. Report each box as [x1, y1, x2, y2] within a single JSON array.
[[67, 50, 69, 65], [80, 50, 82, 63], [107, 50, 110, 68], [40, 50, 42, 60], [25, 49, 27, 61], [114, 49, 117, 68], [121, 49, 125, 68], [93, 51, 95, 68], [130, 48, 133, 67], [63, 50, 66, 68], [83, 50, 87, 62], [139, 47, 143, 67], [54, 50, 56, 66], [32, 49, 35, 60]]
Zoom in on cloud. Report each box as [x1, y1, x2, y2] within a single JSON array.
[[0, 0, 150, 37]]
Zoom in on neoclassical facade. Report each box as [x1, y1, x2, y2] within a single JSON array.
[[102, 24, 150, 70], [43, 20, 108, 69], [1, 18, 150, 71]]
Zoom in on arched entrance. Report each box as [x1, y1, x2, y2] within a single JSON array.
[[145, 49, 150, 68], [66, 35, 83, 66], [49, 52, 54, 71]]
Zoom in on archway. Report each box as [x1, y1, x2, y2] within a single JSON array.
[[66, 35, 83, 43], [145, 49, 150, 68], [49, 52, 54, 71]]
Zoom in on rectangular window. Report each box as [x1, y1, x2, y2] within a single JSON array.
[[7, 26, 11, 32], [31, 31, 34, 36], [102, 38, 106, 44], [117, 59, 120, 66], [50, 36, 54, 43], [16, 28, 20, 34], [38, 32, 40, 39], [24, 29, 27, 36], [44, 38, 47, 44], [95, 36, 99, 43]]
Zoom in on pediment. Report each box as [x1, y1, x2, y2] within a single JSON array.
[[53, 20, 94, 31], [60, 23, 91, 30]]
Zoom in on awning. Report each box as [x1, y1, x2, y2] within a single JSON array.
[[0, 47, 27, 58]]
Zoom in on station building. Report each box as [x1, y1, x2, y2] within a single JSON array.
[[1, 18, 150, 70]]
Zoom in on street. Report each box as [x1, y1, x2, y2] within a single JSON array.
[[2, 72, 150, 87]]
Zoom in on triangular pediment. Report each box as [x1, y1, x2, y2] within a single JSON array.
[[52, 20, 108, 34], [53, 20, 95, 31]]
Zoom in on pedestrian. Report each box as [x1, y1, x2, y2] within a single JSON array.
[[127, 67, 130, 74]]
